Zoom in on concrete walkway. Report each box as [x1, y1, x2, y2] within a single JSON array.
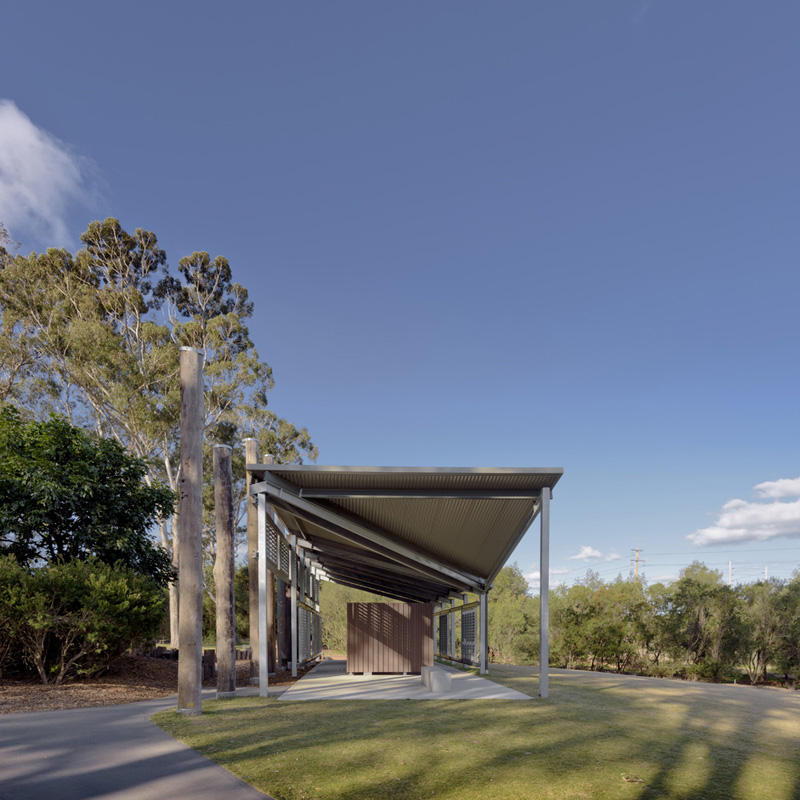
[[279, 659, 531, 700], [0, 687, 278, 800]]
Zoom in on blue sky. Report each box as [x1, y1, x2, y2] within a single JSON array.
[[2, 1, 799, 589]]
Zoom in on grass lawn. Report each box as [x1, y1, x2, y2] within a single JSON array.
[[152, 664, 800, 800]]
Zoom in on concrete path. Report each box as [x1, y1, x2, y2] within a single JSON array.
[[0, 687, 279, 800], [279, 659, 531, 701]]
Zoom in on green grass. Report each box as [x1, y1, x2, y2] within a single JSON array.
[[152, 665, 800, 800]]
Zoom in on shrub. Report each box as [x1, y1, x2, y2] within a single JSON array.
[[0, 556, 165, 684]]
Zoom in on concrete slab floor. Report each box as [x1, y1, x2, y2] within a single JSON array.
[[278, 659, 531, 701]]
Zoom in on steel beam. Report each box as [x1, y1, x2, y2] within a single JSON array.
[[253, 483, 483, 591], [324, 575, 419, 603]]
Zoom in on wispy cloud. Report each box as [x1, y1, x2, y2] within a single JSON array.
[[689, 477, 800, 546], [754, 477, 800, 500], [525, 568, 571, 592], [569, 546, 602, 561], [0, 100, 98, 247], [604, 552, 622, 562]]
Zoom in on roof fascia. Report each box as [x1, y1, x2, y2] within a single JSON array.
[[297, 488, 542, 499]]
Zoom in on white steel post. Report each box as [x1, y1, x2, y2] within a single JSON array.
[[539, 486, 551, 698], [257, 494, 269, 697], [244, 437, 259, 685], [479, 592, 488, 675], [290, 534, 298, 677]]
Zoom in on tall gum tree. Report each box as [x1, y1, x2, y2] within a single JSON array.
[[0, 218, 316, 642]]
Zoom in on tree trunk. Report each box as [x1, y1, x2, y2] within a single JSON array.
[[169, 514, 181, 647], [177, 346, 204, 715]]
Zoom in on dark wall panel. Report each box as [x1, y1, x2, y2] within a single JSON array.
[[346, 602, 433, 674]]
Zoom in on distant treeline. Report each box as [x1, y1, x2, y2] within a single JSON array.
[[489, 562, 800, 687], [317, 561, 800, 688]]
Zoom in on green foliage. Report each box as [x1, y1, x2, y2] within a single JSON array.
[[319, 581, 394, 654], [488, 564, 538, 664], [772, 573, 800, 688], [740, 579, 785, 684], [667, 562, 743, 682], [0, 405, 175, 585], [0, 556, 165, 684], [545, 563, 800, 687], [234, 563, 250, 638]]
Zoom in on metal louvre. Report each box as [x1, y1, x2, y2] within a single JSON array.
[[461, 608, 477, 663], [298, 607, 310, 663], [279, 537, 291, 575], [437, 614, 449, 656]]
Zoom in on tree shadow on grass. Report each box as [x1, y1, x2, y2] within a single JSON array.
[[156, 670, 800, 800]]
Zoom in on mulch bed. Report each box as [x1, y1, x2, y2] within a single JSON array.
[[0, 657, 314, 716]]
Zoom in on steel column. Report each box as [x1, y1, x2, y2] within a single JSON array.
[[290, 534, 298, 677], [257, 494, 269, 697], [539, 486, 550, 698], [479, 591, 488, 675]]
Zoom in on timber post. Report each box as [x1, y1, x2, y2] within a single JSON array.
[[213, 444, 236, 699], [177, 346, 204, 715]]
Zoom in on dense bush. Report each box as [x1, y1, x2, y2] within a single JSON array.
[[0, 405, 175, 586], [548, 563, 800, 686], [0, 556, 165, 684]]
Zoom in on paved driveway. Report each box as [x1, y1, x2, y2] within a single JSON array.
[[0, 690, 273, 800]]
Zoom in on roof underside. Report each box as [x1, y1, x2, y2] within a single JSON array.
[[248, 466, 562, 603]]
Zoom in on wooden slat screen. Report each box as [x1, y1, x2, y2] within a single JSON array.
[[346, 602, 434, 674]]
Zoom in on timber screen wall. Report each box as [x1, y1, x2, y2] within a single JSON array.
[[347, 602, 434, 674]]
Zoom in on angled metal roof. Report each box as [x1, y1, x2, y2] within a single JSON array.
[[248, 465, 562, 603]]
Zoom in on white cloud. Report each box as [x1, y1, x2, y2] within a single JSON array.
[[754, 477, 800, 500], [604, 552, 622, 562], [0, 100, 96, 247], [569, 546, 602, 561], [524, 568, 571, 592], [689, 478, 800, 546]]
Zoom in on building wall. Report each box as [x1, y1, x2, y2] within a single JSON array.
[[346, 602, 434, 673]]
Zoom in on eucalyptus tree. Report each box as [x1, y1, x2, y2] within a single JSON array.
[[666, 562, 744, 681], [774, 573, 800, 688], [740, 579, 786, 684], [0, 218, 316, 640]]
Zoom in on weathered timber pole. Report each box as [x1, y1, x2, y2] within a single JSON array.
[[177, 346, 204, 715], [244, 438, 260, 684], [168, 518, 179, 646], [213, 444, 236, 699]]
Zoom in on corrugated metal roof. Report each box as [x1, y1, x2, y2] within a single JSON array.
[[248, 465, 562, 601]]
